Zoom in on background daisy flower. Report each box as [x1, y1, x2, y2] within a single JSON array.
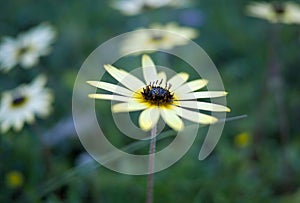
[[121, 22, 198, 55], [87, 55, 229, 131], [246, 1, 300, 24], [0, 23, 56, 72], [0, 75, 53, 133], [112, 0, 187, 16]]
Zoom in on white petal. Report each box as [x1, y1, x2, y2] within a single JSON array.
[[174, 79, 208, 94], [112, 102, 148, 113], [157, 71, 167, 87], [142, 55, 157, 84], [14, 118, 24, 131], [177, 91, 228, 100], [168, 72, 189, 91], [86, 81, 133, 97], [139, 107, 160, 131], [20, 52, 38, 68], [178, 101, 230, 112], [104, 64, 145, 91], [174, 106, 218, 124], [1, 120, 10, 133], [160, 108, 184, 131], [25, 112, 35, 123], [88, 94, 130, 102], [32, 74, 47, 87]]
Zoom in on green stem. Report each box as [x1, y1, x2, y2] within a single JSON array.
[[146, 125, 157, 203]]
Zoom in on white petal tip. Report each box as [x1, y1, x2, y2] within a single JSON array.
[[179, 72, 189, 80], [139, 119, 155, 131], [142, 54, 151, 60], [111, 105, 122, 113], [103, 64, 113, 70], [142, 54, 155, 68], [140, 126, 152, 131], [86, 81, 97, 86], [210, 117, 218, 124], [88, 94, 96, 98], [175, 125, 184, 131], [200, 117, 218, 125]]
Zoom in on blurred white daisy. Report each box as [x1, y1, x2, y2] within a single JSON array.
[[112, 0, 188, 15], [0, 23, 56, 72], [121, 22, 198, 55], [0, 75, 53, 133], [87, 55, 229, 131], [246, 1, 300, 24]]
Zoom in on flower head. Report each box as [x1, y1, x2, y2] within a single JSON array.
[[112, 0, 187, 16], [0, 23, 56, 72], [0, 75, 53, 133], [121, 22, 198, 55], [246, 1, 300, 24], [87, 55, 229, 131]]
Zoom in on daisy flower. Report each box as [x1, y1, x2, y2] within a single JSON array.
[[0, 75, 53, 133], [246, 1, 300, 24], [112, 0, 187, 16], [121, 22, 198, 55], [87, 55, 229, 131], [0, 23, 56, 72]]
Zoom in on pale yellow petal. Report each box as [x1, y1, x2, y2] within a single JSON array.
[[178, 101, 230, 112], [112, 102, 148, 113], [142, 55, 157, 84], [174, 106, 218, 124], [32, 74, 47, 87], [176, 91, 228, 100], [104, 64, 145, 91], [86, 81, 133, 97], [88, 94, 130, 102], [247, 2, 272, 17], [1, 121, 10, 133], [14, 119, 24, 131], [168, 72, 189, 91], [173, 79, 208, 94], [157, 71, 167, 87], [25, 112, 35, 123], [160, 108, 184, 131], [138, 107, 160, 131], [286, 2, 300, 24]]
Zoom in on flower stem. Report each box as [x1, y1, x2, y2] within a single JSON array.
[[146, 125, 157, 203]]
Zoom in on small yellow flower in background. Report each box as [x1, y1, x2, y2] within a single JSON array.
[[0, 23, 56, 72], [5, 170, 24, 189], [87, 55, 230, 131], [112, 0, 188, 16], [246, 1, 300, 24], [0, 75, 53, 133], [121, 22, 198, 55], [234, 132, 251, 148]]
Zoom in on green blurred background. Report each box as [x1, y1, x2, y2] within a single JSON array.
[[1, 0, 300, 202]]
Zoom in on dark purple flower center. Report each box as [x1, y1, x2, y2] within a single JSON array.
[[141, 81, 174, 106], [273, 2, 285, 15], [11, 96, 27, 108]]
